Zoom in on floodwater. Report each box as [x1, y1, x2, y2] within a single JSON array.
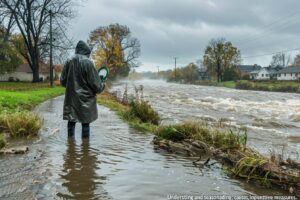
[[112, 79, 300, 161], [0, 85, 293, 199]]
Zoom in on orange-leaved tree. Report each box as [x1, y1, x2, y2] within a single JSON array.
[[89, 23, 141, 80]]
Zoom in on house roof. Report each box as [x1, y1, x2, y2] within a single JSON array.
[[250, 67, 277, 75], [16, 63, 51, 74], [237, 65, 262, 73], [277, 66, 300, 74]]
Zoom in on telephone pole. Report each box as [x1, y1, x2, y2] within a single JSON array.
[[174, 57, 178, 80], [49, 9, 54, 87]]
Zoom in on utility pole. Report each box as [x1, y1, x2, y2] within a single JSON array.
[[174, 57, 178, 80], [49, 9, 54, 87]]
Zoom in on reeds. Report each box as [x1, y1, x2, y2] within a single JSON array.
[[0, 111, 43, 138], [156, 121, 247, 150]]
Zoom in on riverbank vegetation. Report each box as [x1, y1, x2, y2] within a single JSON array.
[[156, 122, 247, 150], [0, 82, 65, 149], [0, 111, 43, 138], [99, 89, 299, 195], [97, 91, 159, 132], [236, 80, 300, 93]]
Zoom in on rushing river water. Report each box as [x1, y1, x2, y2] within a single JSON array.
[[112, 79, 300, 161], [0, 82, 296, 199]]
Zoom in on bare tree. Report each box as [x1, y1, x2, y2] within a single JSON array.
[[1, 0, 76, 82], [293, 54, 300, 66], [270, 53, 291, 67]]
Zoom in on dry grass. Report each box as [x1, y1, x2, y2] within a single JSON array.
[[0, 111, 43, 138], [156, 121, 247, 150]]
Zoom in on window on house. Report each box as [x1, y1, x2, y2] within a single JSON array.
[[284, 73, 286, 76], [262, 74, 264, 77], [266, 74, 269, 77], [278, 74, 281, 77]]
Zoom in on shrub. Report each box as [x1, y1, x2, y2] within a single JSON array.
[[129, 100, 160, 125], [0, 111, 43, 138], [156, 122, 247, 150]]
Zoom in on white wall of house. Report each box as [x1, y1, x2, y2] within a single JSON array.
[[0, 72, 48, 82], [277, 73, 299, 81], [253, 68, 270, 80]]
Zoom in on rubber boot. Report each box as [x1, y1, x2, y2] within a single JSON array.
[[68, 121, 76, 137], [82, 123, 90, 138]]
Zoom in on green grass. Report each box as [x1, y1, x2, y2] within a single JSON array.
[[0, 82, 65, 148], [217, 81, 236, 88], [183, 80, 237, 89], [156, 121, 247, 150], [236, 80, 300, 93], [0, 83, 65, 111], [232, 155, 270, 186], [97, 92, 158, 132], [0, 82, 52, 91]]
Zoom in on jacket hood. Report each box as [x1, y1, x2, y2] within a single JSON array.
[[75, 40, 91, 56]]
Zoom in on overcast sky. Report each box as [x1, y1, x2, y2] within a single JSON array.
[[69, 0, 300, 72]]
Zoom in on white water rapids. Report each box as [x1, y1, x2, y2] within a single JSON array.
[[112, 79, 300, 161]]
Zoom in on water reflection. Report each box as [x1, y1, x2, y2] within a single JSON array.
[[58, 138, 101, 200]]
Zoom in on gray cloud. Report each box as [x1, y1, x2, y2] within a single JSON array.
[[69, 0, 300, 71]]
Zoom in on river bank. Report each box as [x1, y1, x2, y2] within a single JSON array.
[[0, 82, 65, 150], [98, 89, 300, 196], [170, 80, 300, 93]]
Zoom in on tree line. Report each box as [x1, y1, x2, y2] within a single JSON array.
[[161, 38, 300, 83], [0, 1, 141, 82]]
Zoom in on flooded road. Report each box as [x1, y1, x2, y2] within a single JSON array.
[[0, 95, 288, 199], [112, 79, 300, 161]]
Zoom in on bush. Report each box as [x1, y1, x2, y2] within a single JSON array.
[[0, 111, 43, 138], [236, 81, 253, 90], [222, 68, 241, 81], [156, 126, 186, 141], [129, 100, 160, 125], [156, 122, 247, 150]]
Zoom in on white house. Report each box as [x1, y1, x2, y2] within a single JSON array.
[[0, 63, 53, 82], [250, 67, 275, 80], [276, 66, 300, 81]]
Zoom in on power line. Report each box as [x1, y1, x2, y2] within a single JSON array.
[[242, 47, 300, 59], [235, 10, 300, 46]]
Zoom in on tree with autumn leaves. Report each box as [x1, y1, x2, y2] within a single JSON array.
[[89, 23, 141, 80], [203, 38, 241, 82]]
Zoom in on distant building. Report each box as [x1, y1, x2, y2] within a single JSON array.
[[237, 64, 262, 75], [250, 67, 278, 80], [276, 66, 300, 81], [0, 63, 54, 82]]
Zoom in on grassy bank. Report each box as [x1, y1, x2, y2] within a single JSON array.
[[236, 80, 300, 93], [174, 79, 300, 93], [97, 91, 158, 132], [0, 82, 65, 149]]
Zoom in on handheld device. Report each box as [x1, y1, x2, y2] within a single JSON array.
[[98, 66, 110, 82]]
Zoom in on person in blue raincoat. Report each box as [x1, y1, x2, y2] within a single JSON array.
[[60, 40, 105, 138]]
